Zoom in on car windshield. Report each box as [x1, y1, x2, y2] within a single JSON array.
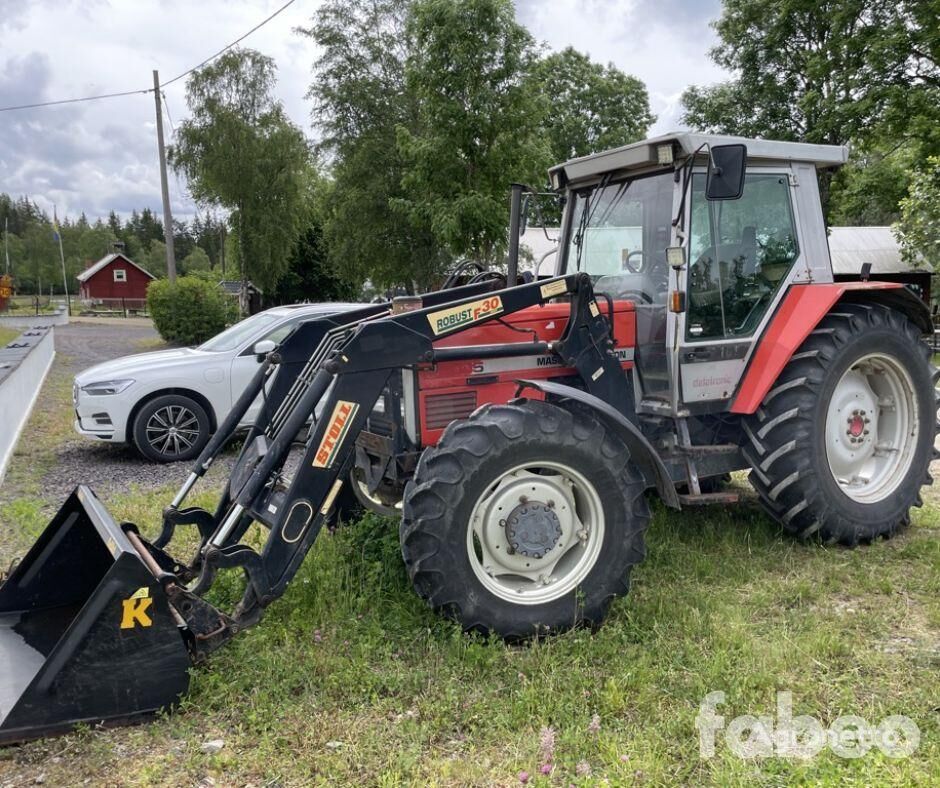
[[198, 312, 282, 353], [565, 170, 673, 303]]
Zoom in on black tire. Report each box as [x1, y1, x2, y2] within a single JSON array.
[[132, 394, 212, 463], [743, 303, 938, 545], [400, 399, 650, 639]]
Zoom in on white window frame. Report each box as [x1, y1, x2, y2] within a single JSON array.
[[113, 268, 127, 283]]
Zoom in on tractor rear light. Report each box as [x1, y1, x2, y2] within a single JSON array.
[[670, 290, 686, 313], [425, 391, 477, 430]]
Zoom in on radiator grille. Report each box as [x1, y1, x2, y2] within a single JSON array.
[[425, 391, 477, 430]]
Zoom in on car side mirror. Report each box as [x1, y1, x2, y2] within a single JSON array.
[[253, 339, 276, 361], [706, 144, 747, 200]]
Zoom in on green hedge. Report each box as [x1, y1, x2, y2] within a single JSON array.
[[147, 276, 236, 345]]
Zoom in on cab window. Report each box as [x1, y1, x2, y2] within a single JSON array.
[[566, 170, 673, 304], [686, 173, 799, 340]]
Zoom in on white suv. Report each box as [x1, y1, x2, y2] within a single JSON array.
[[73, 302, 360, 462]]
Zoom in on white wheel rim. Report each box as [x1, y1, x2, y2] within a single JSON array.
[[825, 353, 919, 503], [352, 473, 403, 512], [465, 460, 605, 605]]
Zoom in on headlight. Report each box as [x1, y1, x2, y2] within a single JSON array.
[[80, 379, 135, 396]]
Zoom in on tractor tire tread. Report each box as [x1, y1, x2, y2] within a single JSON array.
[[401, 400, 649, 639], [745, 302, 937, 545]]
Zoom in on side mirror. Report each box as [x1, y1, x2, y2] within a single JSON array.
[[253, 338, 276, 361], [706, 144, 747, 200]]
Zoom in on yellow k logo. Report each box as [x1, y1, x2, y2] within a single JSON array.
[[120, 587, 154, 629]]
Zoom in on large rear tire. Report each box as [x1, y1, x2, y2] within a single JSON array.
[[401, 400, 649, 638], [744, 303, 938, 545]]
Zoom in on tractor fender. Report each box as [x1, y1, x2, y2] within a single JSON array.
[[731, 282, 930, 415], [514, 379, 681, 509]]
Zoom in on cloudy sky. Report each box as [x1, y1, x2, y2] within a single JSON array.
[[0, 0, 726, 223]]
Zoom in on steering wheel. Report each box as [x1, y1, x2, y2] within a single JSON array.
[[619, 290, 654, 304], [623, 249, 644, 274]]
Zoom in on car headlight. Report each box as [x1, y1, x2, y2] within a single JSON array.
[[80, 379, 135, 396]]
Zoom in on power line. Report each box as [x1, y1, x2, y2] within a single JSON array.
[[161, 91, 177, 134], [0, 0, 298, 113], [0, 88, 151, 113], [159, 0, 297, 87]]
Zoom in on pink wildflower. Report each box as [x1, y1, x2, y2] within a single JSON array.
[[539, 726, 556, 763], [588, 713, 601, 734]]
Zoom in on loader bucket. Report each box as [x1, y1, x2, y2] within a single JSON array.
[[0, 486, 191, 745]]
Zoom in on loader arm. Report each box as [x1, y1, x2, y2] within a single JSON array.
[[185, 272, 627, 636]]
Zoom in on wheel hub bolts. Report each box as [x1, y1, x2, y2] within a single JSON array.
[[845, 408, 871, 445], [504, 499, 563, 558]]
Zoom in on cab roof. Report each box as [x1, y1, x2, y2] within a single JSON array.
[[549, 132, 849, 188]]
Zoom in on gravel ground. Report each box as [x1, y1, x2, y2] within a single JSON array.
[[2, 320, 235, 506]]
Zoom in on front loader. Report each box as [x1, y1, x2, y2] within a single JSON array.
[[2, 133, 936, 743]]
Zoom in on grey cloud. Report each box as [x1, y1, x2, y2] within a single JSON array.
[[633, 0, 722, 36], [0, 0, 31, 32], [0, 52, 55, 108], [0, 47, 191, 220]]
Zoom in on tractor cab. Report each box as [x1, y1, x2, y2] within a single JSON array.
[[547, 133, 847, 415]]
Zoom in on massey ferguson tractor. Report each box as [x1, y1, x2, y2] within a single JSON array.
[[1, 133, 936, 742]]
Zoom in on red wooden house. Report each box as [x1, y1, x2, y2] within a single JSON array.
[[77, 253, 155, 303]]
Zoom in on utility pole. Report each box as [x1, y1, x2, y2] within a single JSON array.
[[53, 207, 70, 315], [220, 223, 226, 277], [153, 70, 177, 282], [3, 217, 10, 274]]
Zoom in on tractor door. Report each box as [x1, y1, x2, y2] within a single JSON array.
[[564, 170, 674, 400], [679, 169, 804, 404]]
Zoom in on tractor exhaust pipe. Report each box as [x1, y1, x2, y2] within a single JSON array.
[[507, 182, 525, 286]]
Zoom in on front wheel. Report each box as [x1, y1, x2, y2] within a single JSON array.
[[744, 303, 937, 545], [401, 400, 650, 639], [132, 394, 211, 463]]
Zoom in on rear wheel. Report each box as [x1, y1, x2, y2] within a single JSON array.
[[401, 400, 649, 638], [744, 303, 937, 545]]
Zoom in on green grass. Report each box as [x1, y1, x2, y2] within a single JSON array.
[[1, 359, 938, 785], [4, 295, 61, 316], [0, 327, 21, 347]]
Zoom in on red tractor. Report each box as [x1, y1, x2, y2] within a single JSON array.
[[2, 134, 935, 741]]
